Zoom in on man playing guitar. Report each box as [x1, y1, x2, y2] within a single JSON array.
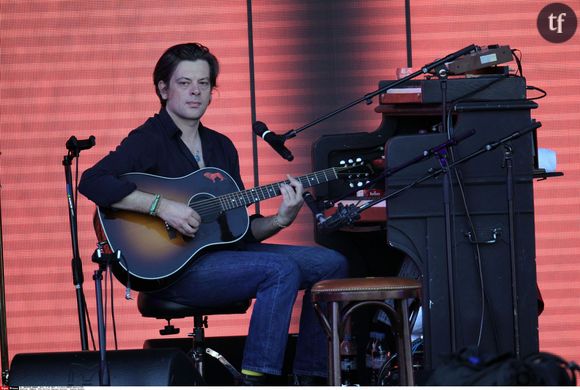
[[79, 42, 347, 385]]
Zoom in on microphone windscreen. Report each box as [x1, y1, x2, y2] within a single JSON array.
[[252, 121, 268, 137]]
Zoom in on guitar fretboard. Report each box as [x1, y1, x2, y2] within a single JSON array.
[[189, 167, 340, 217]]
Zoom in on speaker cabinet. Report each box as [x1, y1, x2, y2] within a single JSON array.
[[9, 348, 196, 386]]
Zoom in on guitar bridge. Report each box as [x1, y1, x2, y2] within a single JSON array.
[[164, 221, 178, 240]]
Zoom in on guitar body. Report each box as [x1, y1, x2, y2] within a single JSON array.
[[94, 164, 356, 291], [97, 168, 249, 291]]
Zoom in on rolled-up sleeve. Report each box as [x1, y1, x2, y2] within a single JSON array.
[[79, 128, 159, 207]]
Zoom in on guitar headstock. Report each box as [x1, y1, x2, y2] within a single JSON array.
[[336, 157, 376, 189]]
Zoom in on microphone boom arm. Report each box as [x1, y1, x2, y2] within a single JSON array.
[[282, 44, 478, 140]]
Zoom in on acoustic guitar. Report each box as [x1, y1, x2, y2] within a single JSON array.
[[95, 165, 363, 291]]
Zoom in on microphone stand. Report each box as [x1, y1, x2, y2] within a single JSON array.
[[91, 247, 121, 386], [63, 146, 90, 351], [438, 147, 457, 352], [279, 44, 479, 140], [0, 192, 9, 385], [504, 144, 521, 358], [436, 64, 458, 352]]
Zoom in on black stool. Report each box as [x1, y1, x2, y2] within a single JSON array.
[[137, 292, 251, 382], [311, 277, 421, 386]]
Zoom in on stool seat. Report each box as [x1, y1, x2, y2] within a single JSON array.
[[312, 277, 421, 302], [138, 293, 251, 319], [138, 292, 251, 384], [311, 277, 421, 386]]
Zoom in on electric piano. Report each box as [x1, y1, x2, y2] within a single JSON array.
[[312, 75, 540, 370]]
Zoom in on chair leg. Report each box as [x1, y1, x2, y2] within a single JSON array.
[[329, 301, 341, 386], [395, 299, 414, 386]]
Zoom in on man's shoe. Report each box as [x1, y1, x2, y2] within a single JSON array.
[[242, 374, 267, 386]]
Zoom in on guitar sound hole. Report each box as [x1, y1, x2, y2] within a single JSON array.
[[189, 193, 222, 224]]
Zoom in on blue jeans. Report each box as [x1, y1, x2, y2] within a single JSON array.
[[153, 243, 348, 377]]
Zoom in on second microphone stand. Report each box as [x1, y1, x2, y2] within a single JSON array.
[[63, 148, 90, 351]]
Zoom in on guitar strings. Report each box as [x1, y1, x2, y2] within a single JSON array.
[[189, 171, 330, 218], [187, 167, 342, 219]]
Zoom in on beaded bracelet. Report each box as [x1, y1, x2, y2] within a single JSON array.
[[149, 194, 161, 216], [272, 214, 289, 229]]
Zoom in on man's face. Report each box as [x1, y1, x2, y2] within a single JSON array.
[[158, 60, 212, 125]]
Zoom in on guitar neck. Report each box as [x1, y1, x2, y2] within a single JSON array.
[[220, 167, 339, 211]]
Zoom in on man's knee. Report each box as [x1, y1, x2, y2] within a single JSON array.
[[265, 256, 301, 287]]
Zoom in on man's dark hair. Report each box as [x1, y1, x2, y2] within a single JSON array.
[[153, 43, 219, 107]]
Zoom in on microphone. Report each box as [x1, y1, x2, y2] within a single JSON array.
[[319, 203, 361, 231], [252, 121, 294, 161], [66, 135, 96, 152], [302, 191, 326, 225]]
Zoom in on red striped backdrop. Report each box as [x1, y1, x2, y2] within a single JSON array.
[[1, 0, 579, 373]]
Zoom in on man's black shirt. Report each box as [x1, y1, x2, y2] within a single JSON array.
[[79, 108, 243, 207]]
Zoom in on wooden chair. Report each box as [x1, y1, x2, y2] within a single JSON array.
[[311, 277, 421, 386]]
